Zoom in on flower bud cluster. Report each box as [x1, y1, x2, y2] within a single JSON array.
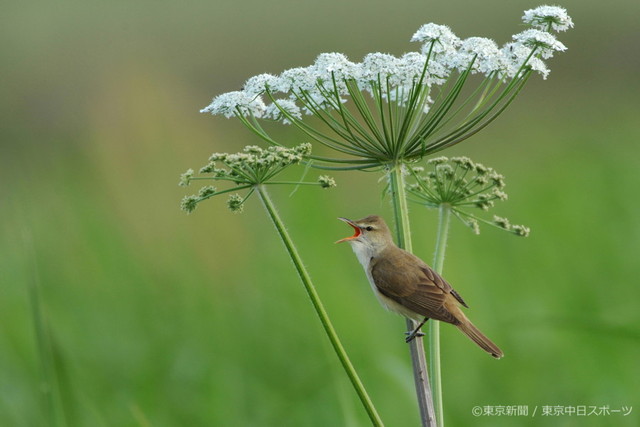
[[200, 143, 312, 181], [409, 156, 529, 236], [179, 143, 335, 213]]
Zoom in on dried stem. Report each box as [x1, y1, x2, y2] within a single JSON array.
[[388, 165, 437, 427]]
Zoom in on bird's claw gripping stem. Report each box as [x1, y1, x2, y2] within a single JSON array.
[[405, 330, 425, 343], [404, 317, 429, 343]]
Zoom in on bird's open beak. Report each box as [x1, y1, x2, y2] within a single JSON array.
[[336, 217, 361, 243]]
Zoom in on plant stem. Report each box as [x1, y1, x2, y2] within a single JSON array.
[[388, 165, 436, 427], [255, 185, 384, 426], [24, 230, 68, 427], [430, 204, 451, 427]]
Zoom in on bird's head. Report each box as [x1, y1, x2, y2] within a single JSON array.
[[336, 215, 393, 252]]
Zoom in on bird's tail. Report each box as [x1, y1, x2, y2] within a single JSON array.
[[456, 320, 504, 359]]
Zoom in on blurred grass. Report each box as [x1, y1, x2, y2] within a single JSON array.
[[2, 0, 640, 425]]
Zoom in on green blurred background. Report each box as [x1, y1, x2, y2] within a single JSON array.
[[2, 0, 639, 425]]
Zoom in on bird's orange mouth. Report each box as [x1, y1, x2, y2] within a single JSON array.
[[336, 217, 361, 243]]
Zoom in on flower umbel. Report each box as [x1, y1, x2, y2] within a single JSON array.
[[522, 5, 574, 32], [318, 175, 337, 189], [179, 168, 194, 187], [408, 156, 529, 236], [512, 29, 566, 59], [226, 194, 245, 213], [179, 143, 335, 213], [200, 91, 266, 118], [200, 6, 573, 169]]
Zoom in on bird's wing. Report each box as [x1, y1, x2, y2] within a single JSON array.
[[370, 251, 462, 323], [419, 265, 468, 308]]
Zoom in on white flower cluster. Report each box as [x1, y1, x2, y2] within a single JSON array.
[[447, 37, 503, 75], [410, 23, 460, 57], [201, 5, 571, 121], [512, 29, 566, 60], [501, 42, 549, 79], [200, 91, 266, 118], [318, 175, 337, 189], [409, 156, 529, 236], [522, 4, 573, 32]]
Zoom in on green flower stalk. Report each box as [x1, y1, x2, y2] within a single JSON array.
[[407, 156, 529, 426], [388, 165, 437, 426], [179, 144, 383, 426]]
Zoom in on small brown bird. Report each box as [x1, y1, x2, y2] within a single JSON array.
[[337, 215, 503, 359]]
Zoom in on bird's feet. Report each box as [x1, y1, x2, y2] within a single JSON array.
[[404, 330, 425, 343]]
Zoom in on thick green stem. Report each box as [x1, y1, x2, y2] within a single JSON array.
[[256, 186, 384, 426], [388, 165, 436, 427], [429, 204, 451, 427]]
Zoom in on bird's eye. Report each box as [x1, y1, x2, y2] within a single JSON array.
[[365, 226, 373, 231]]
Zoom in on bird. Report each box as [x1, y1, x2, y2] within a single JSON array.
[[336, 215, 503, 359]]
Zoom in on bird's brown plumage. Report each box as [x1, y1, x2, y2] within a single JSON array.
[[371, 247, 460, 324], [370, 245, 503, 358], [339, 215, 503, 359]]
